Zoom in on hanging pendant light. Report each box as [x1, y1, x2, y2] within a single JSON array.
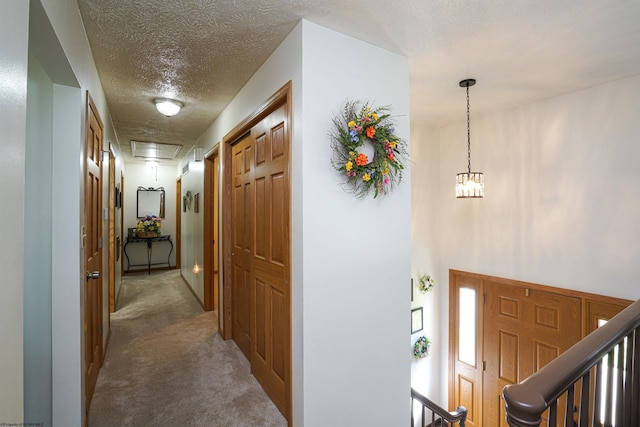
[[456, 79, 484, 198]]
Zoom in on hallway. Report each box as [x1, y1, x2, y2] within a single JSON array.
[[88, 270, 287, 427]]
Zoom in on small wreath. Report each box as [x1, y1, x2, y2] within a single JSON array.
[[330, 100, 408, 198], [413, 336, 432, 359], [418, 274, 435, 293]]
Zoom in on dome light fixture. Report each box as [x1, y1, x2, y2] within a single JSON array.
[[154, 98, 183, 117], [456, 78, 484, 198]]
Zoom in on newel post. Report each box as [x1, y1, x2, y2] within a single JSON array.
[[502, 385, 545, 427]]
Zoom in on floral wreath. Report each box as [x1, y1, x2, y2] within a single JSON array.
[[413, 336, 431, 359], [330, 101, 408, 198], [418, 274, 435, 293]]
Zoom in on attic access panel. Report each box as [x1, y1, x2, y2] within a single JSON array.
[[131, 140, 183, 160]]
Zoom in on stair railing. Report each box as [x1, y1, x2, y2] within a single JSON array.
[[411, 387, 467, 427], [503, 298, 640, 427]]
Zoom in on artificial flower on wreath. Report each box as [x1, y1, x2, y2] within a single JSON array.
[[413, 336, 431, 359], [136, 215, 162, 234], [417, 273, 435, 293], [330, 101, 408, 198]]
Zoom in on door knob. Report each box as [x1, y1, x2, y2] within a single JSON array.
[[86, 271, 100, 281]]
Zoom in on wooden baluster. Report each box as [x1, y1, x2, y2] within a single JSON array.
[[548, 401, 557, 426], [564, 384, 574, 426], [621, 333, 632, 426], [615, 340, 625, 425], [411, 396, 414, 427], [631, 328, 640, 427], [578, 371, 590, 427], [592, 360, 603, 427]]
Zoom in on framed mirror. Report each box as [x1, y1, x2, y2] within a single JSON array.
[[137, 186, 165, 218]]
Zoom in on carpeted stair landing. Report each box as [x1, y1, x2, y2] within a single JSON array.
[[88, 270, 287, 427]]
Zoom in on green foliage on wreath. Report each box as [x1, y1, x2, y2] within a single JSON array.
[[418, 274, 435, 293], [330, 100, 408, 198], [413, 336, 431, 359]]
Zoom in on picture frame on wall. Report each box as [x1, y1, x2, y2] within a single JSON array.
[[411, 307, 423, 334], [114, 184, 122, 209], [194, 192, 200, 213]]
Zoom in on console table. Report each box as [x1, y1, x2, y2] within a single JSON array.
[[124, 235, 173, 274]]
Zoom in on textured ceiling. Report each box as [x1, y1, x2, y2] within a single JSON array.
[[77, 0, 640, 165]]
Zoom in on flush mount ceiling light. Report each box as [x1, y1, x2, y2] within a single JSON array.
[[153, 98, 183, 117], [456, 79, 484, 198]]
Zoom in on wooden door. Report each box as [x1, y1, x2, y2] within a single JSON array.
[[213, 154, 220, 311], [120, 173, 125, 275], [249, 103, 290, 417], [175, 177, 181, 270], [483, 281, 581, 426], [231, 134, 253, 358], [450, 273, 484, 427], [84, 94, 104, 411], [224, 83, 292, 422]]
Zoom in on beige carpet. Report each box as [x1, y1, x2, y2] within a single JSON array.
[[88, 270, 287, 427]]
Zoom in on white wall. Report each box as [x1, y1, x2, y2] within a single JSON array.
[[123, 163, 178, 273], [299, 21, 411, 426], [410, 73, 640, 403], [0, 1, 29, 421], [0, 0, 122, 424], [51, 83, 83, 427], [24, 53, 54, 426], [409, 126, 441, 401], [180, 19, 412, 425], [178, 159, 205, 300], [34, 0, 123, 364]]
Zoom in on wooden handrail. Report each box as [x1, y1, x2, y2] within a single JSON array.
[[411, 388, 467, 426], [503, 298, 640, 426]]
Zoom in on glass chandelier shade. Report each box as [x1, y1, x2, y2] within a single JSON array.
[[456, 79, 484, 198], [456, 172, 484, 198]]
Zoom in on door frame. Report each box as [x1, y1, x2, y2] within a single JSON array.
[[204, 145, 220, 314]]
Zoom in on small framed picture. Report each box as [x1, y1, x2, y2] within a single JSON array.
[[114, 185, 122, 208], [194, 192, 200, 213], [411, 307, 423, 334]]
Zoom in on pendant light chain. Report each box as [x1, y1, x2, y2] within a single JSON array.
[[466, 84, 471, 175], [455, 78, 483, 198]]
